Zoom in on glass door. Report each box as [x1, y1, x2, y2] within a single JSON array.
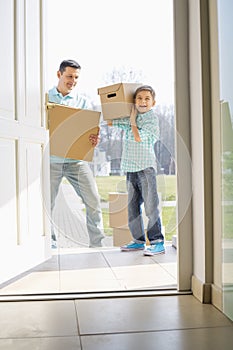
[[0, 0, 179, 296]]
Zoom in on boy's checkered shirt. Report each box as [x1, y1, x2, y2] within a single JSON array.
[[112, 109, 159, 172]]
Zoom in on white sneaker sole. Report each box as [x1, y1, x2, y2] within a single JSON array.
[[121, 247, 145, 252], [143, 250, 165, 256]]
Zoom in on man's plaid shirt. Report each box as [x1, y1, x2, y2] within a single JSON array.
[[112, 109, 159, 172]]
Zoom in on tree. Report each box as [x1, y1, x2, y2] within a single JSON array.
[[154, 104, 175, 174]]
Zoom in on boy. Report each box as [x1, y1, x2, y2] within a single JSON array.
[[108, 85, 165, 255]]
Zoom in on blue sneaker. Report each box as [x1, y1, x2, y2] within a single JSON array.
[[121, 241, 145, 251], [143, 242, 165, 256]]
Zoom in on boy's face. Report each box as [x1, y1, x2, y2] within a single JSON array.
[[135, 90, 156, 114], [57, 66, 81, 96]]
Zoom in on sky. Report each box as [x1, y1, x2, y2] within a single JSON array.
[[45, 0, 174, 106]]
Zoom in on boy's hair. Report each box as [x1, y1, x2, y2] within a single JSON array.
[[59, 59, 81, 73], [133, 85, 156, 100]]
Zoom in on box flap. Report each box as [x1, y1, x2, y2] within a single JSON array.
[[98, 83, 123, 96]]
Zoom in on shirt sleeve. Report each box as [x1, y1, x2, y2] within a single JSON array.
[[112, 117, 131, 130], [137, 113, 160, 142]]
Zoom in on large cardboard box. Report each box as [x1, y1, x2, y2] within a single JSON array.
[[113, 228, 150, 247], [47, 103, 100, 161], [98, 83, 142, 120]]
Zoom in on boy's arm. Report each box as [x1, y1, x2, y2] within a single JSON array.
[[130, 105, 141, 142], [109, 117, 131, 130], [137, 113, 160, 142]]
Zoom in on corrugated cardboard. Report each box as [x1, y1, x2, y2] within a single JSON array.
[[47, 103, 100, 161], [109, 192, 149, 229], [113, 227, 150, 247], [109, 192, 128, 228], [98, 82, 142, 120]]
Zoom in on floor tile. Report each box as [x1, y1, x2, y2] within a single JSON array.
[[33, 251, 109, 271], [0, 300, 78, 338], [81, 327, 233, 350], [112, 263, 176, 289], [76, 295, 233, 334], [159, 262, 177, 279], [59, 268, 123, 292], [102, 249, 157, 267], [55, 251, 109, 270], [0, 271, 60, 294], [0, 336, 81, 350]]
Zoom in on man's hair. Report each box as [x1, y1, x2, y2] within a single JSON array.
[[133, 85, 156, 100], [59, 59, 81, 73]]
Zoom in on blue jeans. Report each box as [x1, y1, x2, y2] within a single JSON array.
[[50, 161, 104, 247], [127, 167, 164, 244]]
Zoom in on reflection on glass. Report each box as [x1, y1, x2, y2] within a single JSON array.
[[218, 0, 233, 321], [221, 101, 233, 320]]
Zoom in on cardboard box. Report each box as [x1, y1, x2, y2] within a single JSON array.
[[113, 228, 150, 247], [109, 192, 128, 228], [108, 192, 149, 229], [47, 103, 100, 161], [98, 83, 142, 120]]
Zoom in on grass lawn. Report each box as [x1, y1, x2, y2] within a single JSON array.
[[96, 175, 177, 241], [223, 205, 233, 239], [95, 174, 176, 202]]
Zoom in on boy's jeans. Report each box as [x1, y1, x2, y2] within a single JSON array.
[[50, 161, 104, 247], [126, 167, 164, 244]]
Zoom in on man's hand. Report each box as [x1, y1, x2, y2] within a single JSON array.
[[89, 128, 100, 147]]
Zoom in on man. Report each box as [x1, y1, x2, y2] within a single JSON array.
[[48, 59, 105, 248]]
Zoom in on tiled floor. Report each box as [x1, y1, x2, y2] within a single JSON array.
[[0, 244, 177, 295], [0, 182, 177, 296], [0, 294, 233, 349], [1, 185, 232, 348]]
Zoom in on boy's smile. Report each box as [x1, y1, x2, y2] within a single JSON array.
[[135, 90, 156, 113]]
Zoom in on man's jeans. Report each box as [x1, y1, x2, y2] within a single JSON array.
[[127, 167, 164, 244], [50, 161, 104, 247]]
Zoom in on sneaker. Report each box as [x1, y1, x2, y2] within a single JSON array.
[[121, 241, 145, 251], [143, 242, 165, 256]]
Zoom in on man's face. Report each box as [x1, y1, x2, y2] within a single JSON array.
[[57, 66, 81, 95]]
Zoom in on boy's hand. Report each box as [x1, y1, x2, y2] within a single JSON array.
[[107, 120, 112, 126]]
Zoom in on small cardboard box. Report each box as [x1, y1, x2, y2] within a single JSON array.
[[47, 103, 100, 161], [98, 82, 142, 120], [113, 228, 150, 247]]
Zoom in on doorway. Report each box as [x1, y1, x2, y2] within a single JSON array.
[[0, 0, 181, 297]]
